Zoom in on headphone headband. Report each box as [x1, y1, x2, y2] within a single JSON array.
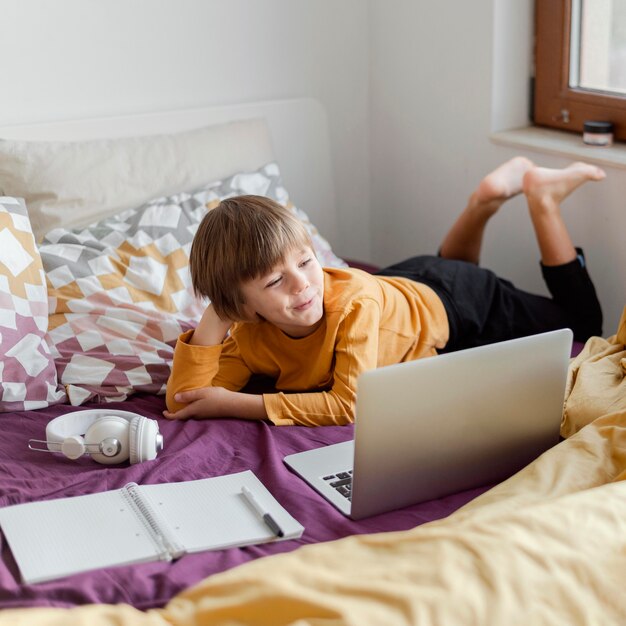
[[46, 409, 150, 448]]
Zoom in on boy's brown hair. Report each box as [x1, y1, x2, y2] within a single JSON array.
[[190, 195, 313, 320]]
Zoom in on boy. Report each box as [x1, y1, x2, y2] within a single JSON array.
[[164, 158, 604, 426]]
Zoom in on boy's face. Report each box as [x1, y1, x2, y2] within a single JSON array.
[[240, 246, 325, 338]]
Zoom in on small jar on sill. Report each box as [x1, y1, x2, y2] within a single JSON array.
[[582, 121, 614, 147]]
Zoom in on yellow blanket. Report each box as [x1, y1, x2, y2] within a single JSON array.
[[3, 309, 626, 626]]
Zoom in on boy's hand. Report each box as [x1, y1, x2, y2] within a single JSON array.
[[163, 387, 231, 419], [190, 304, 233, 346], [162, 386, 267, 421]]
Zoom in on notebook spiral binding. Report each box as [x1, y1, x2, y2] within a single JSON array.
[[121, 482, 185, 561]]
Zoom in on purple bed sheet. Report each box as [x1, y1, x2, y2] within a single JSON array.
[[0, 393, 486, 610]]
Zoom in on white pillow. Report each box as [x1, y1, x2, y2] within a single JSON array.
[[0, 119, 273, 241]]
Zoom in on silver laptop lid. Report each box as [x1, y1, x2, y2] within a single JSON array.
[[350, 329, 573, 519]]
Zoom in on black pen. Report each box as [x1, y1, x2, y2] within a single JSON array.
[[241, 486, 284, 537]]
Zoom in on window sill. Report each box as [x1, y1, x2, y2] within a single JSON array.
[[490, 126, 626, 170]]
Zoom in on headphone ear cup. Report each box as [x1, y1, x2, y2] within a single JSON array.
[[128, 416, 160, 464], [84, 416, 130, 465]]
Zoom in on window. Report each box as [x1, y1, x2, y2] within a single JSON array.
[[534, 0, 626, 141]]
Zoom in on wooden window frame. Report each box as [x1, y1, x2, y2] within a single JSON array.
[[534, 0, 626, 142]]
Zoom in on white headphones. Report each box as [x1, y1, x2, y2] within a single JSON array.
[[29, 409, 164, 465]]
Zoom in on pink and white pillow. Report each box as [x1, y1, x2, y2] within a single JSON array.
[[0, 198, 66, 411]]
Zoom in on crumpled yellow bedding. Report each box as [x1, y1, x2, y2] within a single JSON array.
[[2, 308, 625, 626]]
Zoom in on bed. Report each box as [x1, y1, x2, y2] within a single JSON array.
[[0, 99, 625, 625]]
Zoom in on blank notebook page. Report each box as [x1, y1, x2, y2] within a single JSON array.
[[0, 490, 160, 584], [139, 470, 302, 551]]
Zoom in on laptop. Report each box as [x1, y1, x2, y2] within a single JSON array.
[[284, 328, 573, 520]]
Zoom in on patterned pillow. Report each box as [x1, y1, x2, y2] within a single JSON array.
[[0, 198, 66, 411], [42, 163, 346, 405]]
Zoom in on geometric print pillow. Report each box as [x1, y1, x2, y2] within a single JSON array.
[[41, 196, 208, 406], [41, 163, 346, 406], [0, 197, 66, 411]]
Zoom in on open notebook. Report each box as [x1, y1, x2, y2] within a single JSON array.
[[0, 470, 303, 584]]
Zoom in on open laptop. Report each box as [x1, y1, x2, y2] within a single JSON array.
[[284, 328, 573, 520]]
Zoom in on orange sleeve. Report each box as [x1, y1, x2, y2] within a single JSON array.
[[263, 299, 380, 426], [165, 329, 252, 413]]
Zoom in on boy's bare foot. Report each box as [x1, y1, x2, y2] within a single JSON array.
[[523, 162, 605, 266], [522, 162, 606, 213], [470, 156, 535, 215]]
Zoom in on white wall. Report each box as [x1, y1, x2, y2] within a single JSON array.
[[1, 0, 370, 261], [369, 0, 626, 334], [2, 0, 624, 332]]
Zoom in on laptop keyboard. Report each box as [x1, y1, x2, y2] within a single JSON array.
[[322, 470, 353, 501]]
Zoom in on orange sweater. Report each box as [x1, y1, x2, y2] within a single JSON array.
[[166, 267, 449, 426]]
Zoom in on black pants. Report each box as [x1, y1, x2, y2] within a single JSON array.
[[376, 250, 602, 351]]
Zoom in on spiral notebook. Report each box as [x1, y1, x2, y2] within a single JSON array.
[[0, 470, 303, 584]]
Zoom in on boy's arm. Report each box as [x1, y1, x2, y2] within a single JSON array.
[[167, 299, 384, 425], [165, 304, 255, 416], [166, 308, 373, 423], [190, 303, 233, 346], [164, 386, 267, 420], [166, 302, 377, 425]]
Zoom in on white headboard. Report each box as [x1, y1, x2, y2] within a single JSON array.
[[0, 98, 337, 239]]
